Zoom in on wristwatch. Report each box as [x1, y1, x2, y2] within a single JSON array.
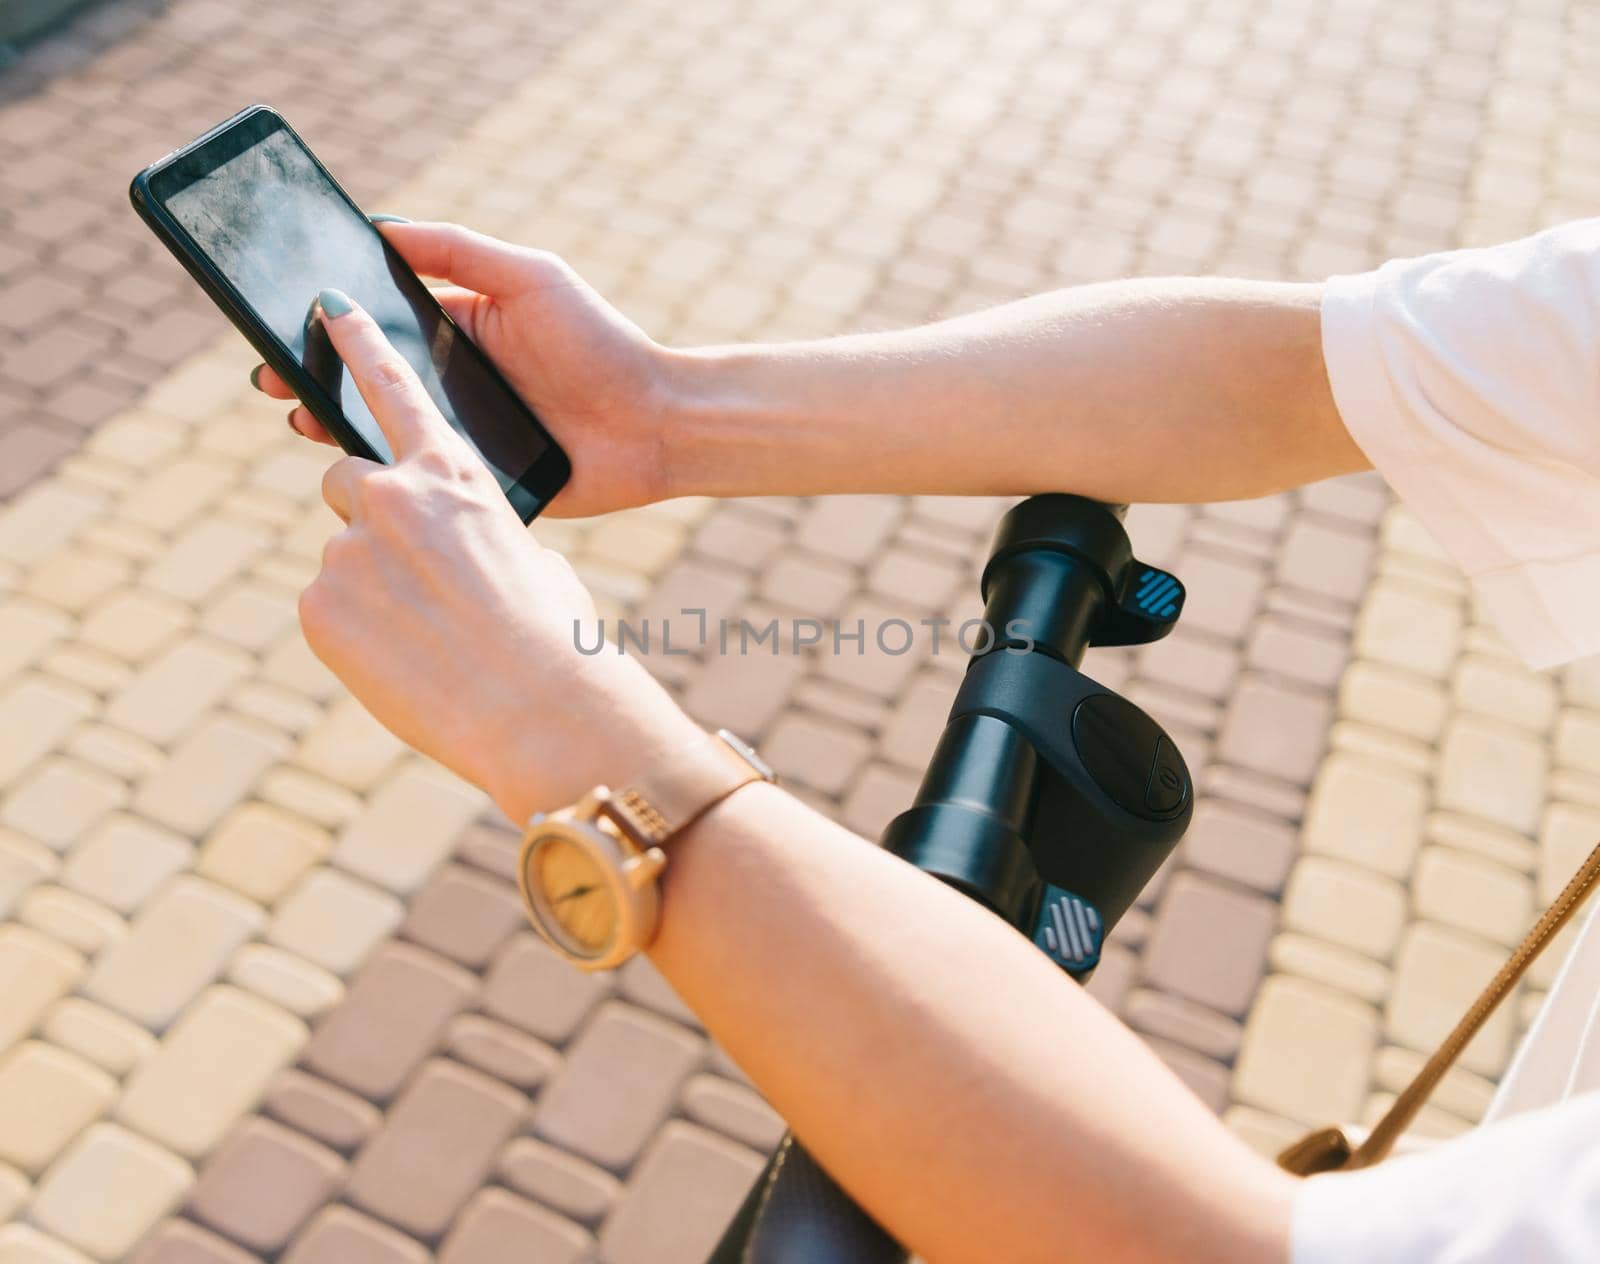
[[515, 729, 776, 971]]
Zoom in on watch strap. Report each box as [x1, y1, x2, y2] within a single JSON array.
[[601, 729, 775, 848]]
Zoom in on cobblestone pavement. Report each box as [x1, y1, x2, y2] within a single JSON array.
[[0, 0, 1597, 1260]]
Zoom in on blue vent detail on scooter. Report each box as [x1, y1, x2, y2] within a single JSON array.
[[1134, 568, 1181, 618], [1033, 886, 1104, 975]]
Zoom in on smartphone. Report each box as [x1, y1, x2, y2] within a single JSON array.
[[130, 105, 569, 522]]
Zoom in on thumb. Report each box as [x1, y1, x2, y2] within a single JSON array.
[[314, 288, 445, 461], [377, 220, 551, 299]]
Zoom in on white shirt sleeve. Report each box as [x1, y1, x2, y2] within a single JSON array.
[[1321, 219, 1600, 669], [1293, 1093, 1600, 1263]]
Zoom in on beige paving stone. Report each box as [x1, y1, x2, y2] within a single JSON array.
[[267, 868, 404, 977], [76, 588, 190, 662], [1327, 719, 1433, 776], [1539, 802, 1600, 905], [0, 1224, 94, 1263], [196, 802, 330, 905], [134, 714, 290, 836], [258, 634, 341, 703], [0, 598, 70, 683], [0, 925, 83, 1054], [1437, 714, 1549, 836], [39, 999, 157, 1078], [1567, 657, 1600, 710], [78, 520, 163, 566], [1268, 933, 1390, 1006], [226, 944, 345, 1020], [0, 483, 105, 567], [256, 768, 364, 830], [1453, 654, 1559, 730], [498, 1137, 621, 1226], [105, 639, 253, 746], [0, 829, 56, 919], [230, 681, 323, 736], [294, 697, 407, 792], [331, 760, 485, 896], [198, 580, 298, 652], [1302, 752, 1428, 880], [1427, 810, 1538, 874], [40, 645, 133, 696], [680, 1073, 786, 1151], [0, 675, 95, 790], [117, 986, 306, 1160], [1234, 975, 1379, 1124], [1555, 708, 1600, 775], [1353, 579, 1462, 679], [115, 456, 236, 533], [0, 1162, 27, 1224], [1, 757, 127, 852], [62, 725, 163, 782], [1387, 923, 1515, 1078], [30, 1123, 192, 1261], [84, 876, 264, 1031], [84, 415, 186, 470], [17, 886, 125, 957], [1414, 846, 1534, 948], [142, 519, 274, 605], [250, 445, 331, 501], [22, 551, 130, 616], [1374, 1045, 1495, 1124], [58, 815, 190, 915], [0, 1041, 116, 1176], [1282, 856, 1407, 959]]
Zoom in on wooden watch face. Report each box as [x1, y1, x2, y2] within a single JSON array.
[[531, 832, 617, 955]]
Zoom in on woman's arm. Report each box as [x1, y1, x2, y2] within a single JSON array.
[[295, 292, 1297, 1264], [254, 226, 1362, 513], [652, 781, 1296, 1264], [664, 277, 1365, 504]]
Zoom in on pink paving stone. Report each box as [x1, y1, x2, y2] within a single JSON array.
[[1216, 676, 1334, 787], [346, 1059, 525, 1240], [438, 1188, 596, 1264], [480, 933, 612, 1043], [1168, 549, 1267, 640], [401, 863, 525, 970], [1276, 518, 1375, 603], [1142, 872, 1278, 1017], [282, 1206, 428, 1264], [533, 1001, 704, 1171], [1181, 799, 1298, 893], [188, 1117, 344, 1253], [301, 941, 475, 1102], [444, 1014, 560, 1091], [130, 1219, 256, 1264], [597, 1122, 764, 1264], [262, 1069, 380, 1154], [1245, 615, 1349, 688], [499, 1137, 621, 1225]]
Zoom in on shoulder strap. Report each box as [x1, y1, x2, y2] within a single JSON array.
[[1279, 839, 1600, 1176]]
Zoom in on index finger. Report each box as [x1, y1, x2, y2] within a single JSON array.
[[313, 288, 441, 460]]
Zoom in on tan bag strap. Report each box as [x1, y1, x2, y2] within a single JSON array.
[[1279, 839, 1600, 1177]]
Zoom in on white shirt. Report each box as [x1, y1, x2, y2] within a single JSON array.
[[1295, 220, 1600, 1262]]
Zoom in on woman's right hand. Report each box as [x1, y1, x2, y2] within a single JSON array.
[[251, 220, 683, 519]]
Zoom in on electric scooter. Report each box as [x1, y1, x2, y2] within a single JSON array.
[[709, 494, 1195, 1263]]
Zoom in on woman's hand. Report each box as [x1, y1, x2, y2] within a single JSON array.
[[252, 220, 682, 518], [297, 288, 701, 824]]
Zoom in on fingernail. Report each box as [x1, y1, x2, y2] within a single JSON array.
[[287, 411, 303, 435], [249, 365, 263, 391], [317, 288, 355, 319], [369, 213, 410, 224]]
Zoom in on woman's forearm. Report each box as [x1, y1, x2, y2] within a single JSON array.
[[648, 782, 1295, 1264], [662, 277, 1365, 503]]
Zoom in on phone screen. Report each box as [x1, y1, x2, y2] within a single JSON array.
[[157, 119, 553, 499]]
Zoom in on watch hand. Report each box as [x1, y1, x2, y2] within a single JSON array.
[[553, 883, 599, 905]]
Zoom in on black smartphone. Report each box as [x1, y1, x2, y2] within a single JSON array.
[[130, 105, 569, 522]]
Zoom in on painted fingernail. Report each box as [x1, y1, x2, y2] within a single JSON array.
[[369, 213, 410, 224], [317, 288, 355, 319], [249, 365, 263, 390]]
